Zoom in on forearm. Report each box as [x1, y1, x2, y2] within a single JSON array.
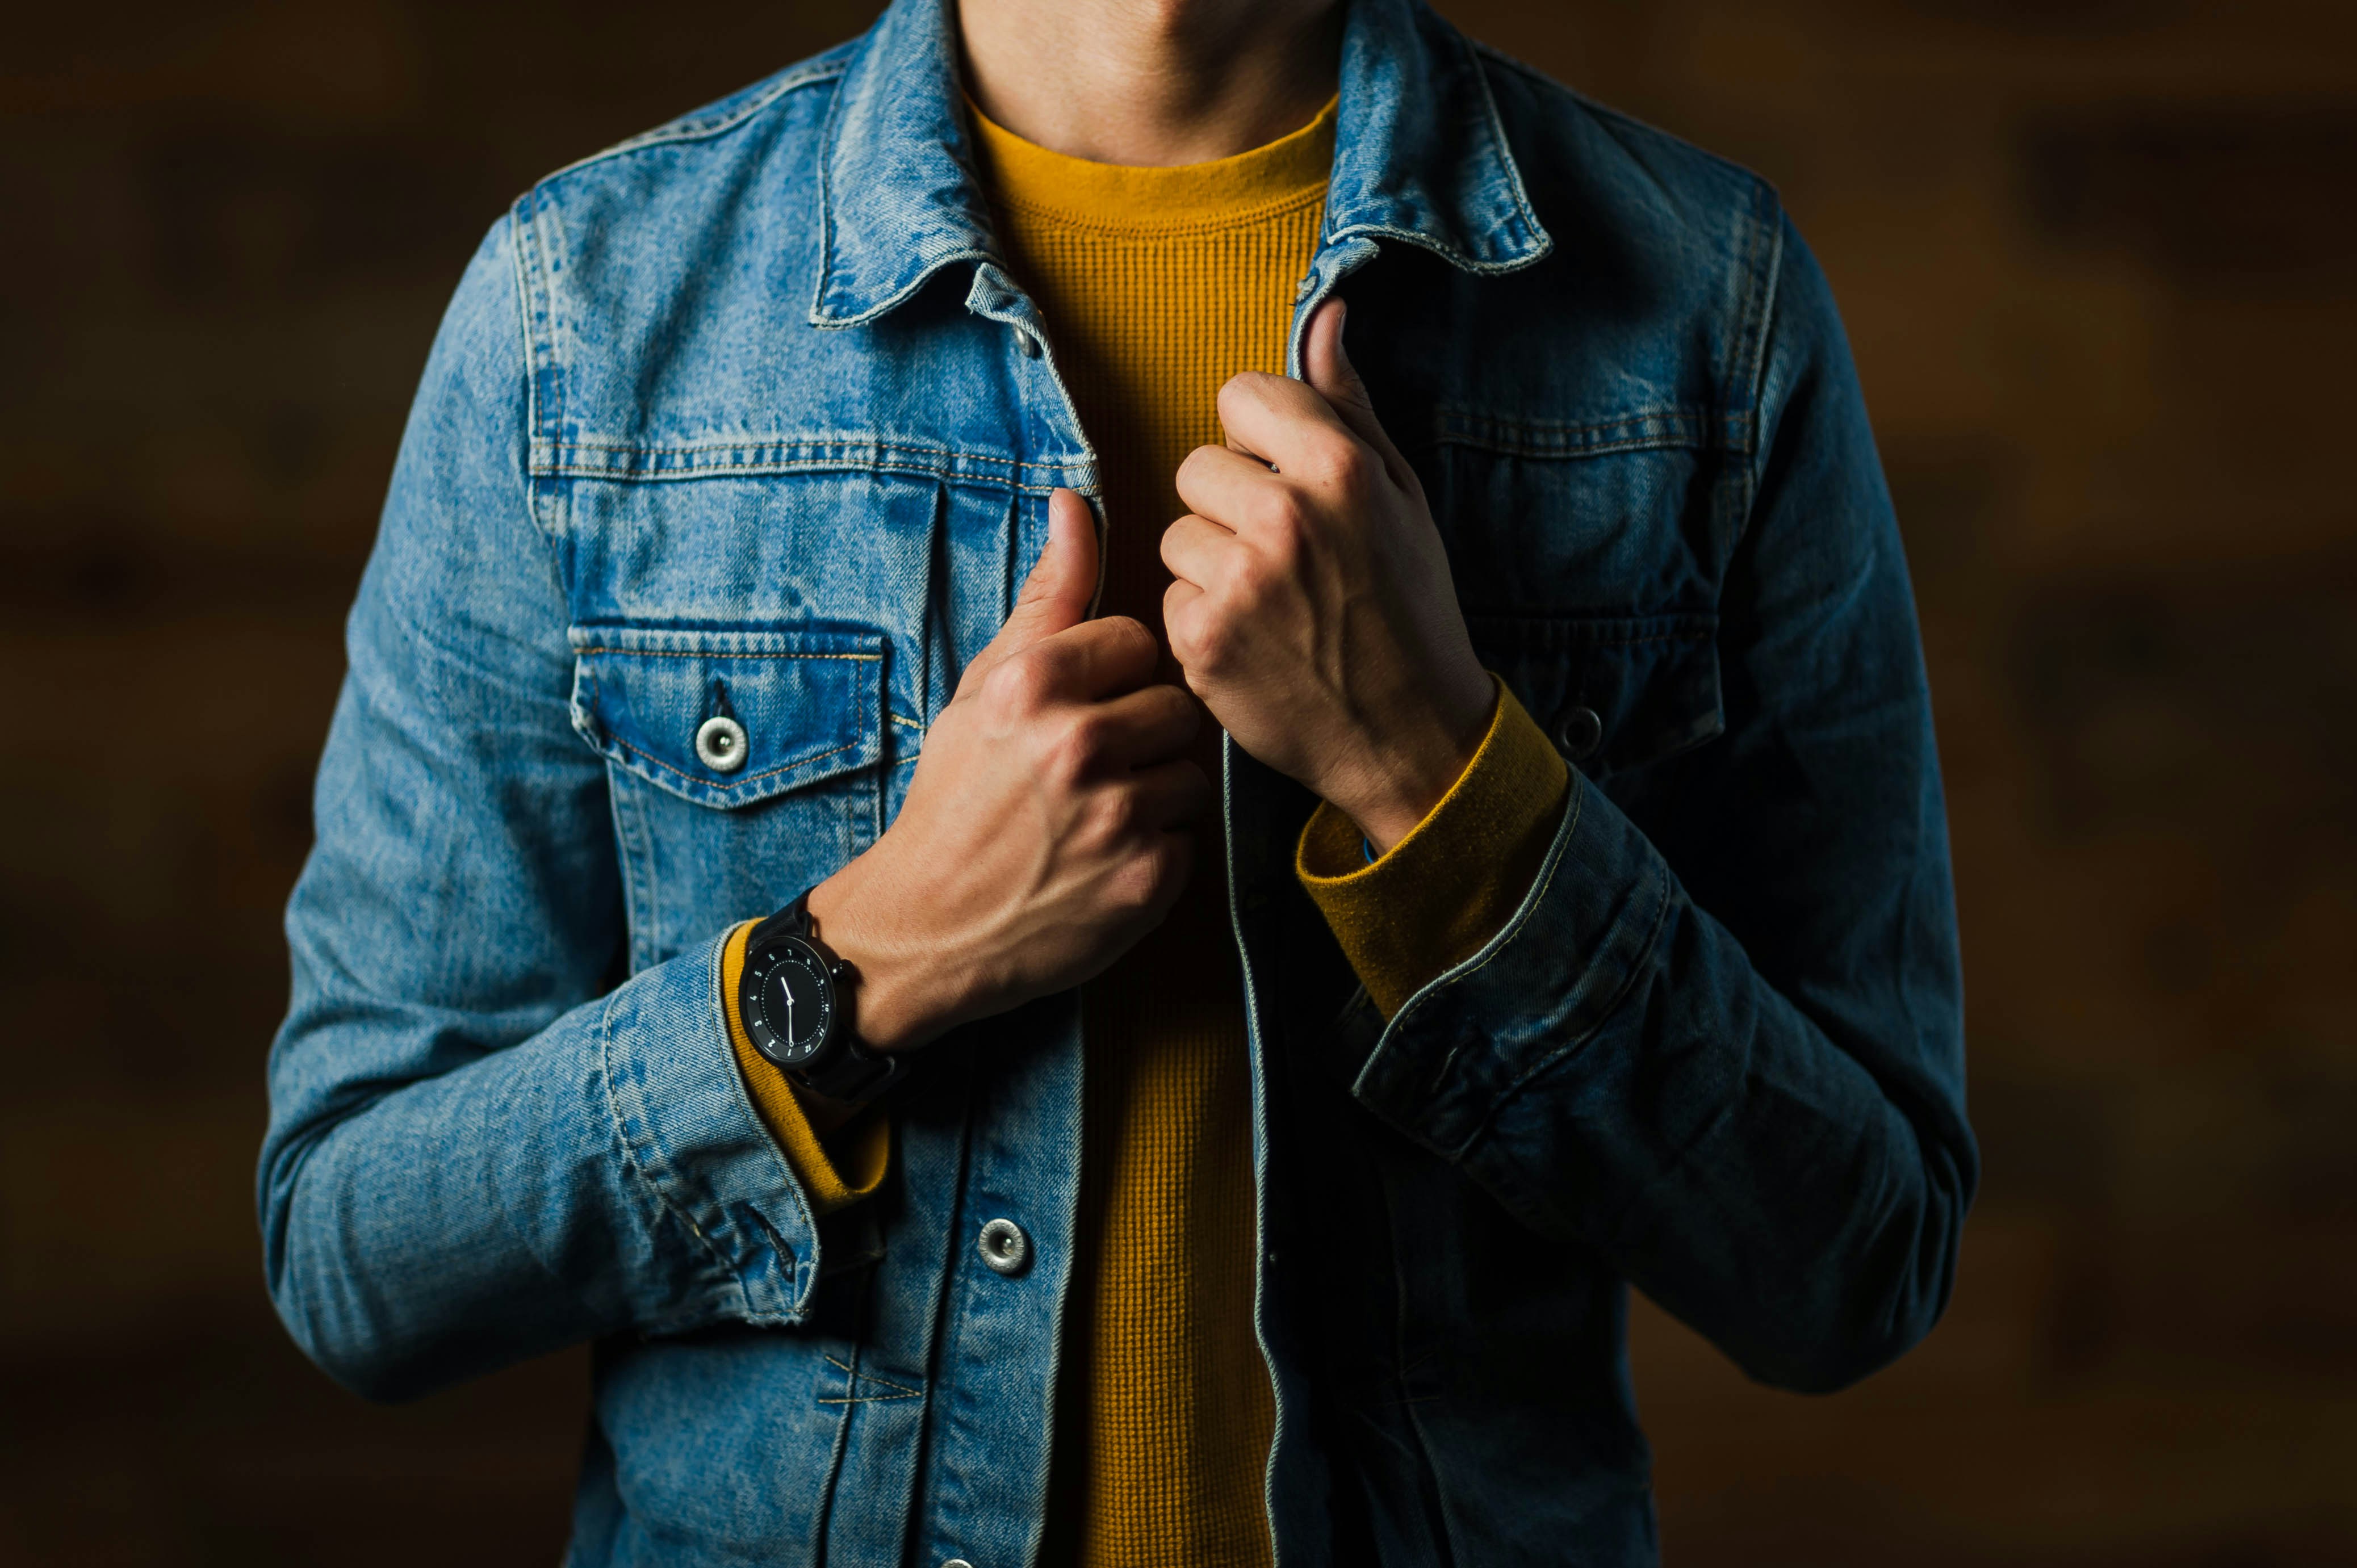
[[1339, 770, 1972, 1391], [262, 933, 825, 1401]]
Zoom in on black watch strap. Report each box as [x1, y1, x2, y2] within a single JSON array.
[[746, 891, 814, 947], [746, 894, 901, 1107]]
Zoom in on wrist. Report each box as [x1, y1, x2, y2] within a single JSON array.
[[805, 858, 961, 1054], [1328, 673, 1496, 854]]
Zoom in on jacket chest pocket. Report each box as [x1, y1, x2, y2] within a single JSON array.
[[570, 621, 889, 970], [1469, 612, 1723, 781]]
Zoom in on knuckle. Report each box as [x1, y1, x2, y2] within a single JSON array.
[[1262, 521, 1307, 577], [1305, 430, 1372, 491], [1164, 613, 1200, 667], [1110, 838, 1185, 914], [1099, 783, 1146, 837], [1254, 490, 1311, 552], [1187, 613, 1239, 674], [1104, 614, 1157, 664], [983, 649, 1057, 716], [1041, 714, 1104, 787], [1226, 544, 1286, 611]]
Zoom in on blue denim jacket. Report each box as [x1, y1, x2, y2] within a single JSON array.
[[259, 0, 1974, 1561]]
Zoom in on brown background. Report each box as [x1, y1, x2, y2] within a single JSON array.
[[5, 1, 2354, 1562]]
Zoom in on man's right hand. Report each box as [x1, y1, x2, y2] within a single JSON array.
[[805, 488, 1211, 1056]]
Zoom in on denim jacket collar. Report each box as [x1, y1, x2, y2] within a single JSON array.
[[810, 0, 1551, 329]]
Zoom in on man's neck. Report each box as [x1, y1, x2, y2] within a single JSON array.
[[958, 0, 1343, 167]]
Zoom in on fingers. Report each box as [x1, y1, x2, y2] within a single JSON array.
[[1081, 682, 1203, 769], [1301, 298, 1412, 485], [1003, 613, 1162, 708], [1127, 757, 1216, 829], [972, 488, 1100, 681], [1159, 507, 1244, 589], [1215, 299, 1413, 498], [1216, 370, 1354, 478]]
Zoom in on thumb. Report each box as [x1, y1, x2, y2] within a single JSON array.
[[986, 488, 1099, 662], [1303, 298, 1412, 487]]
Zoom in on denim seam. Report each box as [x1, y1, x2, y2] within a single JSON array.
[[1466, 41, 1551, 257], [537, 58, 849, 186], [808, 52, 856, 329], [1728, 199, 1788, 555], [543, 464, 1091, 497], [533, 444, 1092, 489], [1462, 848, 1673, 1157], [1320, 220, 1546, 278], [505, 203, 577, 596], [1324, 36, 1554, 273], [819, 1355, 923, 1403], [606, 749, 656, 975], [606, 729, 860, 791], [812, 246, 1000, 330], [574, 647, 882, 661], [1354, 762, 1585, 1119], [807, 35, 1001, 330], [1432, 430, 1716, 459], [1430, 410, 1748, 460], [554, 438, 1035, 466], [1363, 768, 1674, 1160], [593, 973, 757, 1323], [698, 931, 820, 1321], [1407, 767, 1585, 1016], [1472, 43, 1773, 218]]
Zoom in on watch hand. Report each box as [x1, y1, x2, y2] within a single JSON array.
[[784, 984, 797, 1039]]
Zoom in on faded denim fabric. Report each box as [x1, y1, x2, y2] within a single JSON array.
[[258, 0, 1974, 1561]]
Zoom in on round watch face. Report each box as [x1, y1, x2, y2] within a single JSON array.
[[742, 935, 835, 1070]]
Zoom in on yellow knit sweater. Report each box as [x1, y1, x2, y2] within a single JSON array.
[[720, 97, 1571, 1567]]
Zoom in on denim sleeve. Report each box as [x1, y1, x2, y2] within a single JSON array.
[[1349, 216, 1976, 1393], [257, 219, 824, 1403]]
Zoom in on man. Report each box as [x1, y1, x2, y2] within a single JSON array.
[[258, 0, 1975, 1560]]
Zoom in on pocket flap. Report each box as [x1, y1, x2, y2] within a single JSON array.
[[569, 623, 885, 808], [1469, 613, 1722, 778]]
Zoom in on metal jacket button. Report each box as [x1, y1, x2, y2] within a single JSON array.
[[978, 1217, 1030, 1276], [695, 715, 748, 772], [1557, 705, 1603, 761]]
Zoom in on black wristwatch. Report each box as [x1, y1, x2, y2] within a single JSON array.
[[736, 894, 902, 1106]]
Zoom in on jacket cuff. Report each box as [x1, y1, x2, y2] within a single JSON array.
[[1337, 762, 1672, 1159], [719, 921, 891, 1214], [593, 931, 829, 1325], [1296, 675, 1571, 1017]]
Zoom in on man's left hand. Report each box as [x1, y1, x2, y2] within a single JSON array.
[[1161, 296, 1494, 853]]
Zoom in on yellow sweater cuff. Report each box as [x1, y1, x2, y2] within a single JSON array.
[[719, 920, 890, 1214], [1296, 676, 1571, 1018]]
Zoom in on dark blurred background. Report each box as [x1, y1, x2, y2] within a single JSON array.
[[5, 1, 2355, 1562]]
